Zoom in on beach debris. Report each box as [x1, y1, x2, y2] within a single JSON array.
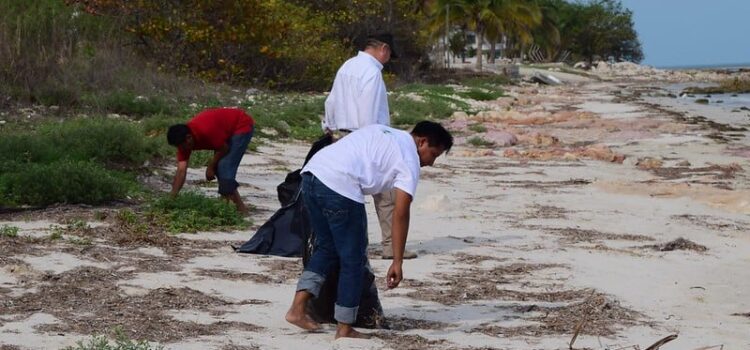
[[644, 334, 678, 350], [483, 130, 518, 146], [518, 132, 559, 146], [649, 238, 708, 252], [504, 144, 625, 163], [636, 157, 664, 170], [647, 162, 744, 181], [568, 291, 604, 349], [455, 149, 495, 157], [547, 227, 653, 244], [476, 291, 642, 338], [531, 72, 562, 85], [384, 317, 453, 331]]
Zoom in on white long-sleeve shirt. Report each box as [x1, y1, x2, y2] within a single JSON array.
[[323, 51, 390, 131]]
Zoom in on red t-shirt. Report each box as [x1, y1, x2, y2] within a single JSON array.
[[177, 107, 255, 161]]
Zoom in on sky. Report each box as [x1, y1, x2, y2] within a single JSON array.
[[618, 0, 750, 68]]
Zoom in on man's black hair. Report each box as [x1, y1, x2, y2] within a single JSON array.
[[411, 121, 453, 153], [167, 124, 190, 146]]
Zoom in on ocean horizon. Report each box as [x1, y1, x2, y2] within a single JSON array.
[[656, 62, 750, 70]]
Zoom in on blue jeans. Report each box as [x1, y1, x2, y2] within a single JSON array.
[[296, 173, 368, 324], [217, 129, 253, 195]]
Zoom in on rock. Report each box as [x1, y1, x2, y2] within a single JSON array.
[[676, 160, 691, 167], [276, 120, 291, 133], [451, 111, 469, 120], [563, 152, 579, 161], [261, 127, 278, 136], [475, 110, 506, 121], [484, 131, 518, 147]]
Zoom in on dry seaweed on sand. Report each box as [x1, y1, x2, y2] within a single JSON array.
[[451, 252, 507, 265], [645, 238, 708, 252], [546, 227, 654, 244], [405, 263, 572, 305], [372, 333, 448, 350], [524, 204, 569, 219], [386, 316, 454, 331], [258, 258, 302, 283], [195, 268, 275, 284], [475, 293, 643, 338], [671, 214, 749, 231], [0, 266, 264, 343]]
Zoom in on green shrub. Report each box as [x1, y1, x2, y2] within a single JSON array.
[[468, 123, 487, 133], [0, 225, 19, 238], [458, 88, 504, 101], [467, 136, 495, 147], [0, 161, 136, 206], [64, 332, 163, 350], [462, 76, 510, 90], [39, 118, 154, 166], [147, 192, 248, 233]]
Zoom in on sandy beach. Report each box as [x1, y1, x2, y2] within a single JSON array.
[[2, 66, 749, 350]]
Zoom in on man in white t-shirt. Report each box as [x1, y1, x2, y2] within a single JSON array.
[[323, 33, 417, 260], [285, 121, 453, 339]]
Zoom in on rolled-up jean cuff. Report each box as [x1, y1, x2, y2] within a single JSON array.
[[334, 304, 359, 325], [218, 179, 239, 195], [296, 270, 325, 297]]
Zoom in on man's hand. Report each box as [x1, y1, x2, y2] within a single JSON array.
[[205, 166, 216, 181], [386, 262, 403, 289]]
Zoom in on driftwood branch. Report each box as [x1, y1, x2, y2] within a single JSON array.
[[644, 334, 678, 350]]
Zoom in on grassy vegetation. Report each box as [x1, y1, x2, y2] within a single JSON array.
[[64, 330, 163, 350], [389, 83, 477, 127], [468, 123, 488, 133], [467, 136, 495, 148], [0, 225, 19, 237], [683, 78, 750, 94], [147, 192, 249, 233], [240, 94, 326, 141], [0, 118, 165, 207]]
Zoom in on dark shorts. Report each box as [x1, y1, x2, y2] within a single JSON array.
[[217, 129, 253, 195]]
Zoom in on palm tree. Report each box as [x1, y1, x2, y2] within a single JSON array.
[[429, 0, 542, 70]]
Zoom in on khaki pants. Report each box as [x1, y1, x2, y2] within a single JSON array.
[[373, 189, 395, 247]]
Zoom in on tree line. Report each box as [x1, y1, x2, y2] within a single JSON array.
[[29, 0, 642, 90]]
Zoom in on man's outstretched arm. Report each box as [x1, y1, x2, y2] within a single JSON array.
[[171, 160, 188, 197], [386, 188, 412, 289]]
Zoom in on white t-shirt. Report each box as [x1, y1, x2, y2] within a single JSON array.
[[322, 51, 390, 131], [303, 125, 420, 204]]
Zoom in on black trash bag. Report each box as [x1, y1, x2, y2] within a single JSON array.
[[277, 134, 332, 208], [303, 233, 388, 329], [233, 187, 309, 257], [236, 133, 333, 256], [277, 169, 302, 208]]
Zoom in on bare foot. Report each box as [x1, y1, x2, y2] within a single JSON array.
[[285, 309, 322, 332], [335, 326, 371, 339]]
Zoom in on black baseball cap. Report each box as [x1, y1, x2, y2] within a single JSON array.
[[367, 33, 398, 58]]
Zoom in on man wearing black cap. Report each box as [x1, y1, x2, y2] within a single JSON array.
[[322, 33, 418, 260]]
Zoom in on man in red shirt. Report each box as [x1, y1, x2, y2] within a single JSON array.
[[167, 107, 255, 214]]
